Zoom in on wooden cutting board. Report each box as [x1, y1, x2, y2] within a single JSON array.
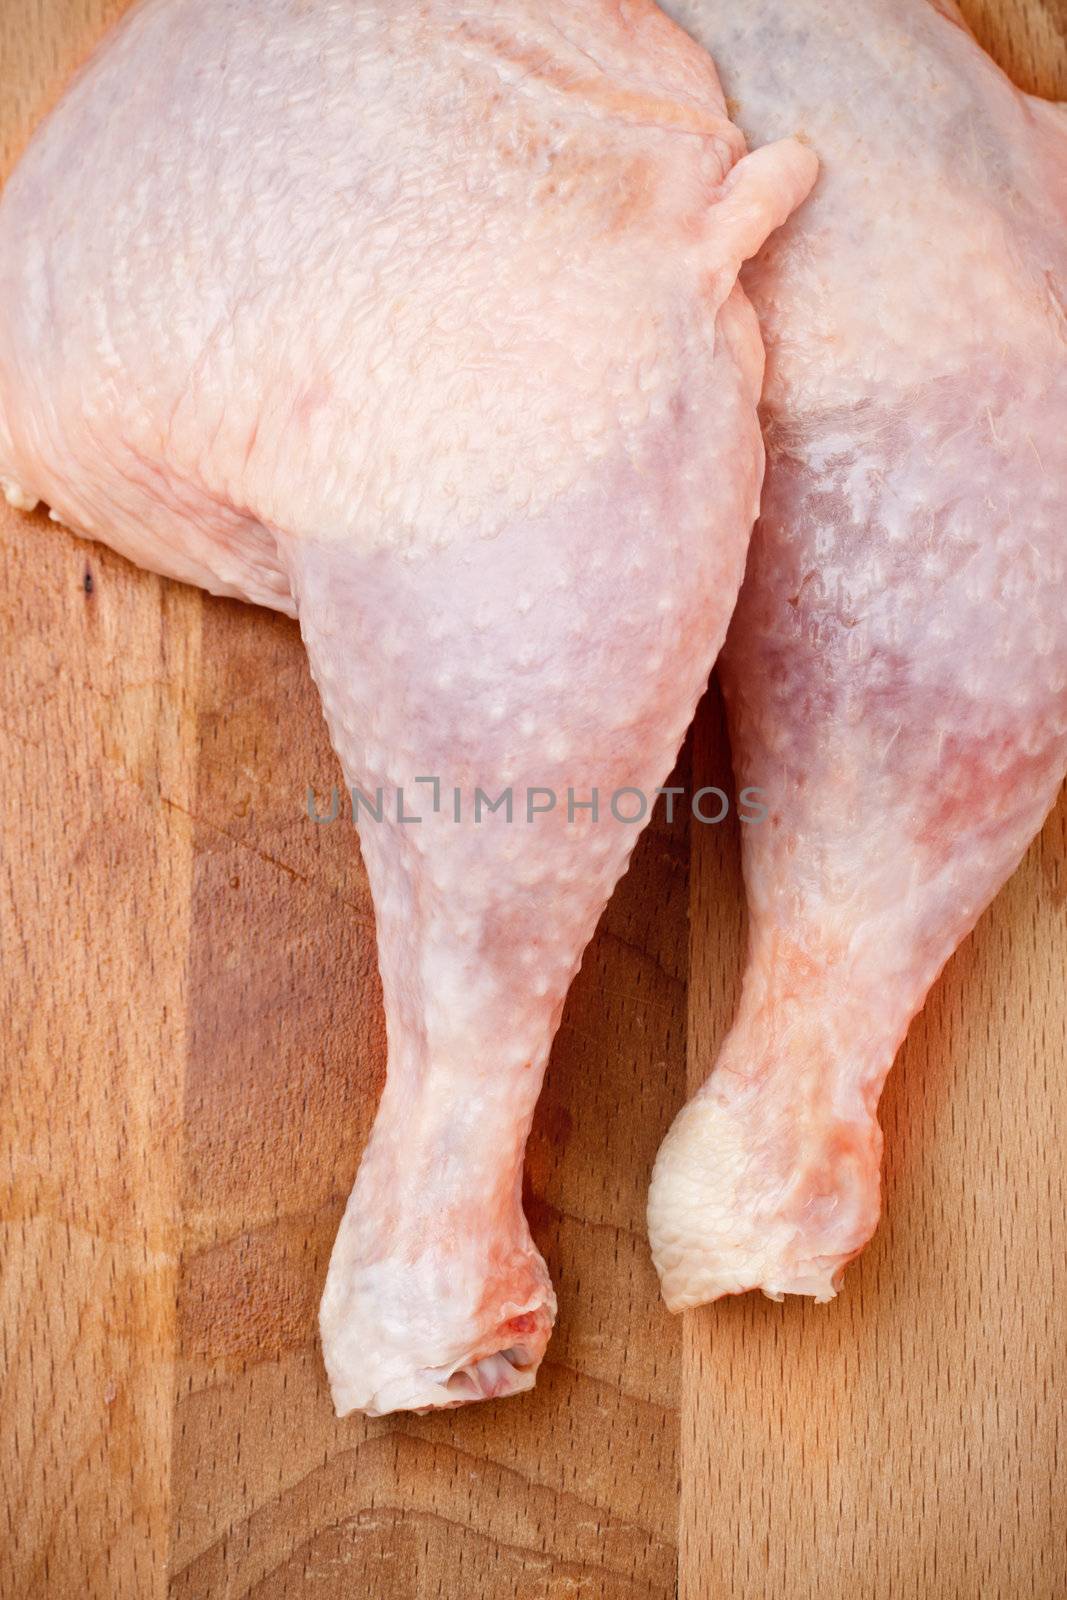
[[0, 4, 1063, 1597]]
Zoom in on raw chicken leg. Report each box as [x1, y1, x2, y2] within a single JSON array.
[[0, 0, 815, 1411], [650, 0, 1067, 1307]]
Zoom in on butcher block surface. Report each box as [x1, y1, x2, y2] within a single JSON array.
[[0, 3, 1064, 1597]]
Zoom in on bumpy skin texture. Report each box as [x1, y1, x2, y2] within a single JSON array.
[[0, 0, 815, 1412], [650, 0, 1067, 1309]]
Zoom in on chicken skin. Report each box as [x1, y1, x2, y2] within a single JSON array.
[[650, 0, 1067, 1307], [0, 0, 814, 1411]]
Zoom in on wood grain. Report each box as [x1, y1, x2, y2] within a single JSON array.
[[0, 479, 687, 1598], [963, 0, 1067, 96], [0, 485, 197, 1598], [683, 6, 1067, 1596], [1, 2, 1065, 1598], [685, 695, 1067, 1600]]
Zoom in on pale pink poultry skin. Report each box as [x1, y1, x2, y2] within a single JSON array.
[[0, 0, 815, 1413], [649, 0, 1067, 1307]]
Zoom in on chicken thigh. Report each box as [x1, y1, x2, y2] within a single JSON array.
[[650, 0, 1067, 1307], [0, 0, 815, 1412]]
